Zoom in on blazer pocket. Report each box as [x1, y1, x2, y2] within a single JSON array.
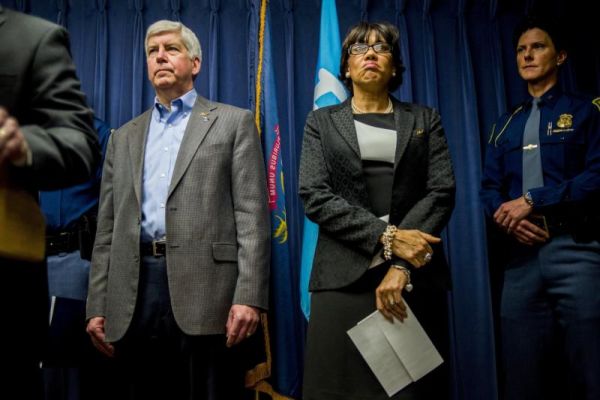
[[212, 242, 238, 262]]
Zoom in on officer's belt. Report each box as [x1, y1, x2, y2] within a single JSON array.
[[46, 231, 80, 256]]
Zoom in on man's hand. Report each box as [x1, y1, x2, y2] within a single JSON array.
[[86, 316, 115, 357], [0, 107, 30, 167], [225, 304, 260, 348], [376, 268, 408, 322], [493, 196, 533, 233], [390, 229, 440, 268], [509, 218, 549, 246]]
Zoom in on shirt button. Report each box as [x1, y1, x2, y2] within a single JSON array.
[[160, 173, 166, 178], [160, 203, 165, 208]]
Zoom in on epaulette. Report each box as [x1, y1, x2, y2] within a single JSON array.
[[492, 105, 524, 147], [592, 97, 600, 112]]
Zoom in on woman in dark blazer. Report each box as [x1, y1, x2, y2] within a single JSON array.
[[299, 21, 455, 399]]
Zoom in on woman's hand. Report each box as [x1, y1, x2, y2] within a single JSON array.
[[376, 268, 409, 322], [391, 229, 440, 268]]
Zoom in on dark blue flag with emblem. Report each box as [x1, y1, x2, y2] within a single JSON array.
[[246, 1, 303, 398]]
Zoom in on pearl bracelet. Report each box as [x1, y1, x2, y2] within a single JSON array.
[[382, 225, 397, 261]]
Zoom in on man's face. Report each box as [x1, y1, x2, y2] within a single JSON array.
[[516, 28, 565, 85], [146, 31, 200, 95]]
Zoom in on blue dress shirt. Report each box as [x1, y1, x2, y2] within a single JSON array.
[[141, 89, 197, 242]]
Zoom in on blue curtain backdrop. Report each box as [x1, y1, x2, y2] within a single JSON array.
[[4, 0, 598, 399]]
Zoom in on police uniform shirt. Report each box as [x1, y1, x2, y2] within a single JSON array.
[[481, 85, 600, 217], [40, 118, 112, 232]]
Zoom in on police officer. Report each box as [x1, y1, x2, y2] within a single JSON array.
[[481, 15, 600, 400], [41, 117, 112, 400]]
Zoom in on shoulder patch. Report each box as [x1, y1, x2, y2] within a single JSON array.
[[593, 97, 600, 112]]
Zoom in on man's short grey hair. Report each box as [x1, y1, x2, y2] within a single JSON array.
[[145, 20, 202, 63]]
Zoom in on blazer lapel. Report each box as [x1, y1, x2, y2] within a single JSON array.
[[330, 99, 361, 158], [330, 100, 373, 207], [168, 96, 217, 198], [392, 99, 415, 169], [127, 110, 152, 207]]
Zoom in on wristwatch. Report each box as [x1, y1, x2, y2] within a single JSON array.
[[524, 191, 534, 207]]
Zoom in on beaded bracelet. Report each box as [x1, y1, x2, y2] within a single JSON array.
[[382, 225, 397, 261]]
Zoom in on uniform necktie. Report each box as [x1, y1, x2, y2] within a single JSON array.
[[522, 97, 544, 193]]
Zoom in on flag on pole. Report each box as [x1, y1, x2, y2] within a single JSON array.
[[299, 0, 348, 319], [248, 1, 302, 398]]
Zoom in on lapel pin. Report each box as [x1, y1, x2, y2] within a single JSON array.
[[199, 112, 210, 122], [415, 129, 424, 136]]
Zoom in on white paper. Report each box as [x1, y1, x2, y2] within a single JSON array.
[[347, 304, 443, 397]]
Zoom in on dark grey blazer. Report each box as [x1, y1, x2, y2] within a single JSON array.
[[0, 6, 97, 191], [86, 96, 270, 342], [299, 98, 455, 291]]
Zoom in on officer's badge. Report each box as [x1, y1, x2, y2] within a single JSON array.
[[593, 97, 600, 112], [556, 114, 573, 129]]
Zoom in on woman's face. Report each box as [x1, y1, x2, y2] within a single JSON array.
[[516, 28, 565, 86], [346, 31, 395, 94]]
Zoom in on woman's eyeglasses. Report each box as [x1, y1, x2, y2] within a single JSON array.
[[348, 42, 392, 55]]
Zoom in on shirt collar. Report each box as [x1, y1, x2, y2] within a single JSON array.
[[153, 88, 197, 120], [528, 84, 562, 110]]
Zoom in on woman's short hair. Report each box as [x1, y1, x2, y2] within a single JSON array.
[[339, 21, 406, 93], [145, 20, 202, 63], [512, 14, 566, 53]]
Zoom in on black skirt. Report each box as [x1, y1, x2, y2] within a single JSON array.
[[303, 265, 450, 400]]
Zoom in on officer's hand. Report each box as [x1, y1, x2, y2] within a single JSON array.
[[493, 197, 533, 234], [86, 316, 115, 357], [0, 107, 30, 167], [511, 219, 549, 245], [225, 304, 260, 347]]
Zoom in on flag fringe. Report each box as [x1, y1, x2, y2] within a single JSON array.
[[253, 0, 267, 136]]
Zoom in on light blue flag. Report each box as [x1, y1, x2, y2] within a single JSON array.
[[300, 0, 348, 319]]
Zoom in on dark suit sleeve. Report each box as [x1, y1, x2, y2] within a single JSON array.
[[396, 109, 455, 234], [299, 111, 387, 256], [10, 24, 99, 190]]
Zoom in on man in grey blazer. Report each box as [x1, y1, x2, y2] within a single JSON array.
[[86, 20, 269, 399], [0, 6, 98, 398]]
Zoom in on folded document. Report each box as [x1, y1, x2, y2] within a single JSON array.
[[347, 305, 443, 397]]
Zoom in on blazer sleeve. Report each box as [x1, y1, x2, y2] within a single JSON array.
[[86, 132, 115, 320], [395, 108, 455, 234], [231, 111, 270, 309], [299, 110, 387, 256], [10, 24, 99, 191]]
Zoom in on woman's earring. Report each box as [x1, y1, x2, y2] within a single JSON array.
[[392, 71, 396, 77], [345, 71, 350, 78]]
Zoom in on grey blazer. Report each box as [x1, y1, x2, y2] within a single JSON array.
[[299, 98, 455, 291], [86, 96, 270, 342]]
